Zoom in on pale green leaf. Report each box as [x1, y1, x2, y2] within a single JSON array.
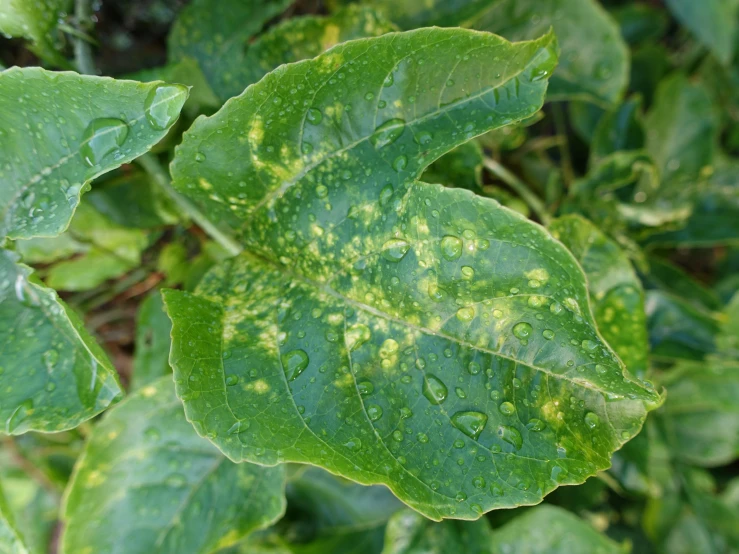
[[0, 67, 188, 241], [0, 0, 71, 66], [167, 0, 292, 102], [717, 291, 739, 359], [330, 0, 490, 31], [469, 0, 630, 105], [164, 28, 658, 520], [61, 376, 286, 554], [660, 360, 739, 468], [0, 484, 30, 554], [665, 0, 739, 65], [382, 509, 491, 554], [550, 215, 648, 377], [239, 6, 397, 92], [131, 291, 172, 391], [0, 249, 122, 434]]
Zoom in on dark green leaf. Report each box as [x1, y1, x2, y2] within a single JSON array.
[[665, 0, 739, 65], [165, 28, 657, 519], [131, 291, 173, 391], [0, 67, 188, 240], [0, 249, 123, 434], [421, 142, 484, 191], [550, 215, 648, 377], [611, 3, 669, 46], [382, 509, 492, 554], [469, 0, 630, 105], [590, 96, 645, 166], [643, 256, 722, 312], [717, 292, 739, 359], [167, 0, 292, 102], [0, 0, 71, 66], [61, 376, 287, 554]]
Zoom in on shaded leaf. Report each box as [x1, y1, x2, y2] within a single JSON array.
[[382, 509, 492, 554], [717, 291, 739, 359], [590, 96, 645, 166], [643, 256, 721, 312], [0, 249, 122, 434], [665, 0, 739, 65], [131, 291, 172, 391], [331, 0, 489, 30], [611, 3, 669, 46], [421, 142, 484, 191], [550, 215, 648, 377], [0, 0, 71, 66], [469, 0, 630, 105], [167, 0, 292, 102], [0, 67, 188, 240], [61, 376, 286, 554], [165, 28, 658, 519]]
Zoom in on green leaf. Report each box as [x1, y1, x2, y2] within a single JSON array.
[[0, 0, 71, 66], [645, 73, 717, 184], [590, 96, 645, 166], [382, 509, 492, 554], [0, 67, 188, 241], [0, 484, 30, 554], [659, 360, 739, 467], [469, 0, 630, 105], [717, 291, 739, 359], [490, 504, 627, 553], [16, 201, 150, 292], [239, 6, 397, 93], [0, 249, 123, 434], [382, 505, 627, 553], [331, 0, 490, 31], [165, 28, 658, 519], [167, 0, 292, 102], [550, 215, 648, 377], [644, 256, 722, 312], [421, 142, 484, 192], [646, 291, 721, 362], [131, 291, 173, 391], [611, 3, 669, 46], [665, 0, 739, 65], [61, 376, 287, 554]]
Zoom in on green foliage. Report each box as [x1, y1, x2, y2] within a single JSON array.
[[0, 0, 737, 551]]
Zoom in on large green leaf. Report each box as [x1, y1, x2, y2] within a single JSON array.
[[0, 0, 71, 66], [590, 96, 645, 166], [0, 67, 188, 241], [131, 291, 173, 391], [550, 215, 648, 377], [468, 0, 630, 105], [659, 360, 739, 467], [665, 0, 739, 65], [0, 249, 122, 434], [167, 0, 292, 102], [239, 6, 397, 92], [61, 376, 286, 554], [164, 28, 659, 520]]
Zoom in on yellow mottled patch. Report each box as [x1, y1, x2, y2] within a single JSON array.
[[334, 373, 355, 389], [328, 313, 343, 325], [199, 178, 213, 191], [249, 379, 270, 394], [525, 268, 550, 283], [141, 385, 158, 398], [249, 117, 264, 147], [321, 24, 340, 50], [86, 469, 106, 487], [107, 430, 119, 441]]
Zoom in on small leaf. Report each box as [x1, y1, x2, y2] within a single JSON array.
[[61, 376, 286, 554], [167, 0, 292, 102], [0, 249, 122, 434], [0, 67, 188, 241], [665, 0, 739, 65], [0, 0, 70, 66], [550, 215, 649, 377], [660, 360, 739, 467], [590, 96, 645, 166], [165, 28, 658, 519], [131, 291, 173, 391], [469, 0, 630, 105]]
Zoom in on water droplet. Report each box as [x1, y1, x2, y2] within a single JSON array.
[[415, 131, 433, 145], [581, 339, 598, 352], [383, 73, 394, 87], [467, 361, 480, 375], [367, 404, 383, 421], [584, 412, 600, 428], [497, 425, 523, 450], [456, 306, 475, 322], [550, 302, 563, 315], [455, 387, 467, 399], [440, 235, 463, 260], [194, 152, 205, 162], [392, 155, 408, 172], [357, 380, 374, 396], [371, 118, 406, 149], [596, 364, 607, 375], [364, 91, 375, 100], [451, 411, 488, 440], [512, 322, 533, 341], [80, 118, 129, 167], [379, 183, 394, 205], [417, 432, 429, 443], [382, 238, 410, 262], [315, 184, 328, 198], [344, 438, 362, 452], [542, 329, 555, 340], [422, 375, 448, 405], [527, 418, 545, 431], [144, 84, 185, 130], [392, 430, 403, 442], [225, 374, 239, 386], [6, 399, 33, 433], [346, 323, 371, 351], [380, 338, 399, 357], [306, 108, 323, 124], [455, 491, 467, 502], [43, 349, 58, 370], [281, 349, 309, 381], [473, 476, 486, 489], [498, 401, 515, 415]]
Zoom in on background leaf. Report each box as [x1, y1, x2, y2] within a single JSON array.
[[664, 0, 739, 65], [0, 0, 71, 66]]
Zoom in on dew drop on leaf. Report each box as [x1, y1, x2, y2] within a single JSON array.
[[451, 411, 488, 440], [306, 107, 323, 124], [144, 84, 185, 130], [367, 404, 383, 421], [497, 425, 523, 450], [584, 412, 600, 428], [381, 238, 410, 262], [440, 235, 463, 260], [422, 374, 448, 405], [512, 322, 533, 341], [370, 118, 406, 148], [346, 323, 371, 351], [499, 401, 515, 415], [80, 118, 129, 167], [281, 349, 309, 381]]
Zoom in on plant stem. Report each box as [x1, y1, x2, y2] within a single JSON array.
[[137, 153, 243, 257], [551, 103, 575, 187], [74, 0, 96, 75], [483, 157, 551, 225]]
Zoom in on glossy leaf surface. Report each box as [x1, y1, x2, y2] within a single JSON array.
[[61, 376, 286, 554], [0, 249, 122, 434], [550, 215, 648, 377], [469, 0, 629, 105], [165, 28, 658, 520], [0, 67, 188, 240]]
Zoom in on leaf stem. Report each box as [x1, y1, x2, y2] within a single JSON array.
[[482, 157, 551, 225], [73, 0, 96, 75], [137, 153, 243, 257]]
